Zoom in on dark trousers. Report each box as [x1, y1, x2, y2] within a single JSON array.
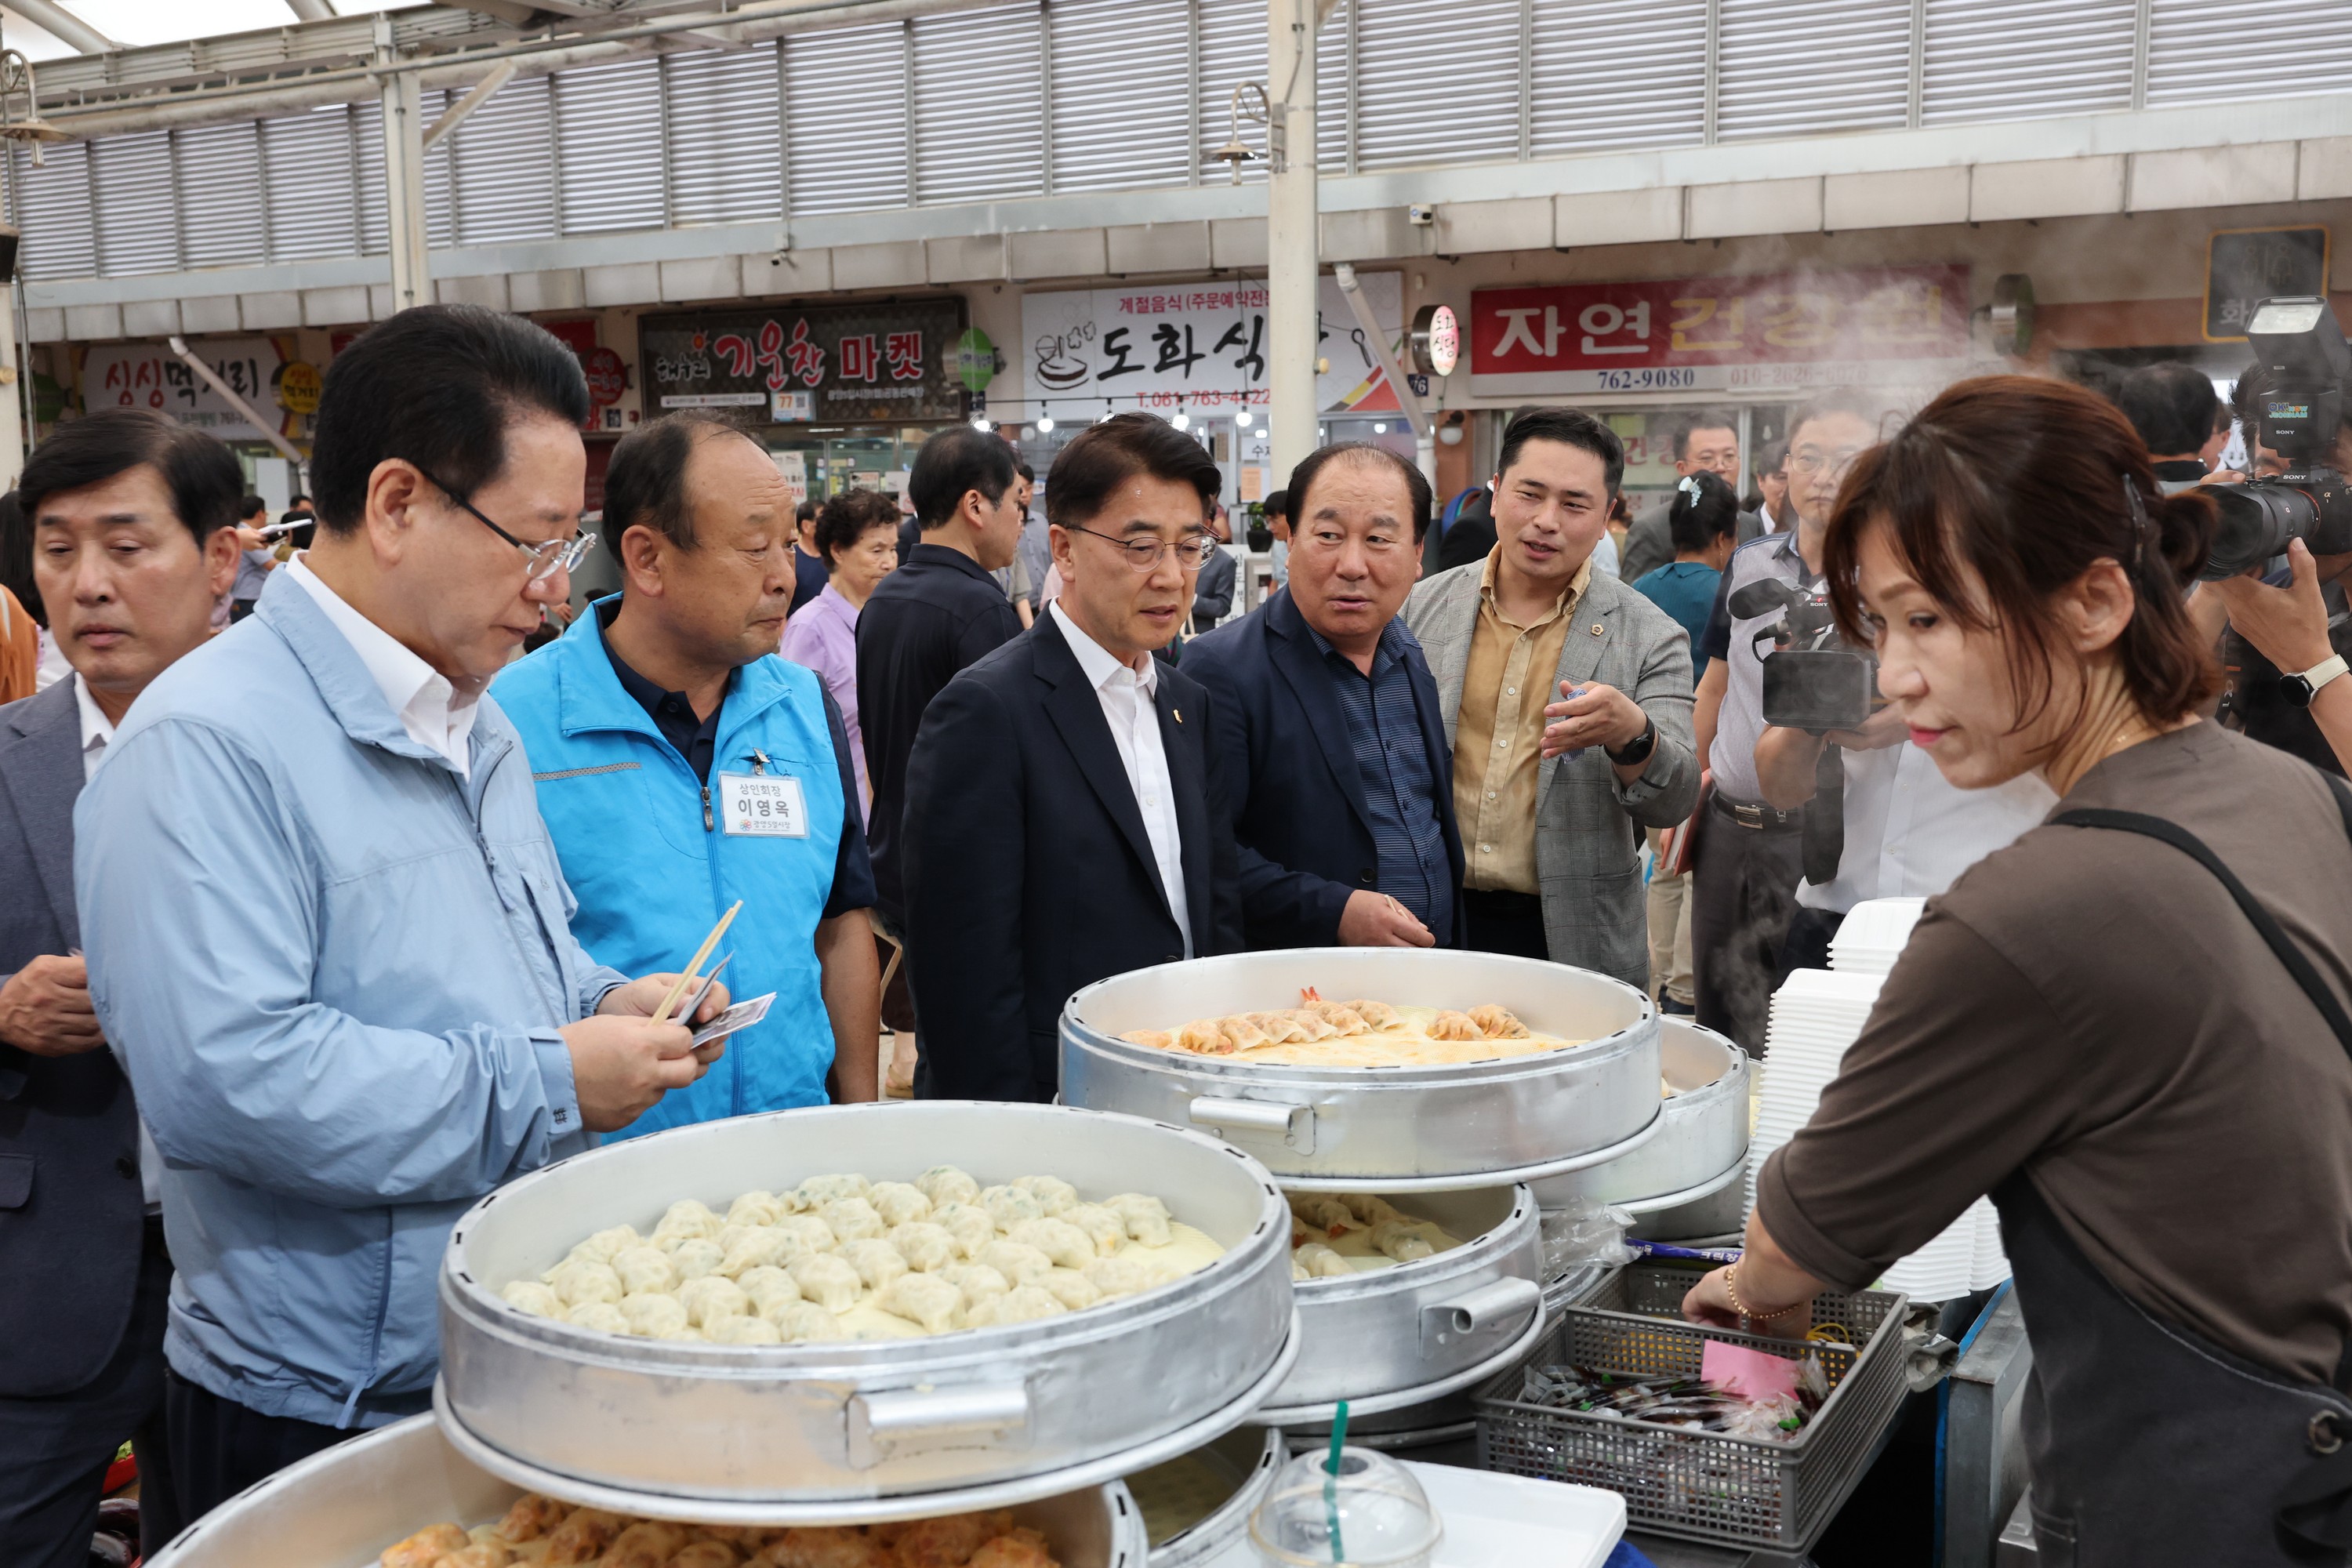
[[1690, 807, 1803, 1055], [0, 1220, 178, 1568], [228, 598, 257, 623], [163, 1371, 354, 1528], [1461, 887, 1549, 961], [1776, 905, 1846, 982]]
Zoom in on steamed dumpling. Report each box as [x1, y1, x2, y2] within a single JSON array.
[[546, 1259, 622, 1309], [1294, 1242, 1352, 1279], [1084, 1254, 1167, 1298], [1062, 1203, 1127, 1256], [1007, 1218, 1094, 1271], [500, 1280, 564, 1319], [610, 1246, 677, 1297], [931, 1203, 997, 1259], [869, 1181, 933, 1228], [679, 1274, 751, 1327], [652, 1199, 723, 1244], [972, 1285, 1066, 1327], [880, 1272, 964, 1334], [1105, 1193, 1174, 1247], [618, 1292, 689, 1337], [977, 1239, 1053, 1287], [1011, 1174, 1079, 1216], [1039, 1268, 1102, 1310], [771, 1301, 847, 1342], [786, 1252, 865, 1313], [942, 1262, 1011, 1308], [550, 1224, 641, 1272], [771, 1215, 838, 1259], [979, 1185, 1044, 1228], [705, 1313, 782, 1345], [916, 1165, 981, 1207], [737, 1265, 801, 1316], [669, 1238, 725, 1283], [819, 1197, 886, 1244], [725, 1190, 785, 1228], [840, 1237, 909, 1292], [1291, 1196, 1361, 1236], [795, 1174, 870, 1208], [1338, 1193, 1403, 1226], [719, 1228, 789, 1279], [563, 1301, 628, 1334], [889, 1221, 959, 1273], [1370, 1218, 1441, 1263]]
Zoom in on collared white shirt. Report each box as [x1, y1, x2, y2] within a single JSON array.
[[285, 556, 479, 778], [1049, 601, 1192, 957], [1796, 740, 2053, 914], [74, 673, 162, 1210]]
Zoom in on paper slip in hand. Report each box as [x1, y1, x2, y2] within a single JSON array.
[[691, 992, 775, 1047], [1701, 1338, 1802, 1403]]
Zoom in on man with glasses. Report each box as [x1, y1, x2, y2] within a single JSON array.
[[1187, 443, 1463, 950], [74, 306, 730, 1520], [1618, 409, 1760, 583], [900, 413, 1243, 1102], [495, 412, 880, 1125], [1688, 394, 1878, 1051]]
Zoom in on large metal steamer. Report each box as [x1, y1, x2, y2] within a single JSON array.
[[1061, 949, 1662, 1191], [1254, 1183, 1546, 1426], [437, 1103, 1299, 1520], [1533, 1018, 1750, 1239], [148, 1415, 1148, 1567]]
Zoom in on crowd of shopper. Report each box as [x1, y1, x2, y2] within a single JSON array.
[[5, 300, 2352, 1566]]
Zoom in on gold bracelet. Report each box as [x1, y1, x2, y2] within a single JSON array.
[[1723, 1264, 1805, 1323]]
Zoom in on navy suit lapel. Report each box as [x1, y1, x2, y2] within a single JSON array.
[[1032, 619, 1179, 930], [1265, 593, 1374, 839], [1156, 674, 1211, 953], [0, 681, 86, 946]]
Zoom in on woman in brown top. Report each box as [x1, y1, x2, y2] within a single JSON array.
[[1682, 376, 2352, 1566]]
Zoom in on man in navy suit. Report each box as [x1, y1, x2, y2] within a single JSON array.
[[902, 414, 1243, 1102], [0, 411, 244, 1564], [1185, 444, 1464, 951]]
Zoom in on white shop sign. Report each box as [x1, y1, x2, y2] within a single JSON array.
[[83, 336, 292, 443]]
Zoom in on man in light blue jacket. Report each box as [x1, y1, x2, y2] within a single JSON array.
[[74, 306, 730, 1523], [495, 412, 880, 1129]]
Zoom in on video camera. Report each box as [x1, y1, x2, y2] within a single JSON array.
[[1729, 578, 1878, 734], [2203, 296, 2352, 579]]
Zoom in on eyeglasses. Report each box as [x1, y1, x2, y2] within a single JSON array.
[[1067, 525, 1217, 572], [1789, 448, 1866, 477], [416, 466, 597, 585]]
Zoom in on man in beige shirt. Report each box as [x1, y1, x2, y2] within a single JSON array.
[[1404, 408, 1700, 984]]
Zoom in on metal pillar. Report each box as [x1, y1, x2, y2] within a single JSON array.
[[1332, 262, 1434, 488], [1265, 0, 1319, 477], [377, 20, 430, 316], [0, 284, 25, 490]]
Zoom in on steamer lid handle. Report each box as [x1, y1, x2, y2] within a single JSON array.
[[847, 1384, 1031, 1468]]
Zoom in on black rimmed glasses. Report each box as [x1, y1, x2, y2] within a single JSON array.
[[416, 466, 597, 585], [1065, 525, 1217, 572]]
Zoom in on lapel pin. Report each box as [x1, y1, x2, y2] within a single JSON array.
[[1173, 708, 1183, 724], [1588, 623, 1604, 637]]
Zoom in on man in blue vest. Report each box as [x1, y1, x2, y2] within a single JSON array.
[[496, 412, 880, 1128]]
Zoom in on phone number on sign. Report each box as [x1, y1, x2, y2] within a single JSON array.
[[1592, 367, 1700, 390]]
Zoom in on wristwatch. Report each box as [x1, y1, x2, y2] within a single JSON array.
[[2281, 653, 2350, 708], [1606, 714, 1659, 767]]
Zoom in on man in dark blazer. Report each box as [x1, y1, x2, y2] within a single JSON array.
[[1187, 444, 1465, 951], [902, 413, 1242, 1102], [0, 409, 243, 1565]]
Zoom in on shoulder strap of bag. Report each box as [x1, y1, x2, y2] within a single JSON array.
[[2051, 779, 2352, 1065]]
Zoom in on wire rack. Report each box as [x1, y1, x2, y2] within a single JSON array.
[[1475, 1264, 1907, 1553]]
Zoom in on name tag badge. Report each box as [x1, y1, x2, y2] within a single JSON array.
[[718, 771, 807, 837]]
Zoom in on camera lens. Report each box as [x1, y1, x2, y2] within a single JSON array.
[[2202, 482, 2315, 579]]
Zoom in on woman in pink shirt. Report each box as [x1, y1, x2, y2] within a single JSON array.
[[779, 488, 900, 825]]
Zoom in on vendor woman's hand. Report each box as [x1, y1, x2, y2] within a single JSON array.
[[1684, 1265, 1813, 1341], [2209, 538, 2338, 673]]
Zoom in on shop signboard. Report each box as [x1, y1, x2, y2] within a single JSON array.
[[641, 299, 967, 424], [2204, 227, 2329, 342], [1018, 273, 1403, 419], [1468, 264, 1972, 397], [83, 335, 296, 441]]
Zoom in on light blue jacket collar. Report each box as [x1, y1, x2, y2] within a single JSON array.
[[251, 566, 490, 777], [548, 595, 798, 760]]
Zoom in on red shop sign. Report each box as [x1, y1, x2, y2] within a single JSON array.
[[1469, 264, 1972, 396], [582, 347, 627, 408]]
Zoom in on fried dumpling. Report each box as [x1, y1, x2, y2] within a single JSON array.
[[785, 1252, 864, 1313], [931, 1202, 997, 1259], [601, 1521, 688, 1568], [750, 1526, 885, 1568], [1012, 1174, 1080, 1216], [889, 1221, 960, 1272], [679, 1274, 751, 1327], [737, 1265, 801, 1316], [770, 1301, 848, 1342], [539, 1508, 624, 1566], [499, 1280, 564, 1319], [1174, 1018, 1230, 1054], [1123, 1029, 1174, 1050], [942, 1261, 1011, 1308], [869, 1181, 933, 1228], [1244, 1010, 1311, 1044], [1218, 1014, 1272, 1052], [1293, 1241, 1352, 1279], [915, 1164, 982, 1208], [1427, 1010, 1483, 1041], [610, 1245, 679, 1297], [562, 1301, 628, 1334], [880, 1271, 964, 1334], [1301, 1000, 1371, 1036], [706, 1313, 782, 1345], [891, 1512, 1017, 1568], [379, 1521, 470, 1567], [1105, 1192, 1174, 1247], [670, 1542, 746, 1568], [1007, 1218, 1094, 1270], [618, 1292, 689, 1337], [977, 1238, 1054, 1287], [1290, 1195, 1360, 1236], [490, 1494, 568, 1543], [545, 1258, 622, 1309], [819, 1197, 886, 1243], [968, 1525, 1058, 1568], [1468, 1004, 1531, 1039], [1062, 1203, 1127, 1256], [1370, 1218, 1443, 1262], [1345, 999, 1406, 1031], [840, 1237, 909, 1292]]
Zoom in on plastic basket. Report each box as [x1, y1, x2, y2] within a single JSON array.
[[1475, 1265, 1907, 1553]]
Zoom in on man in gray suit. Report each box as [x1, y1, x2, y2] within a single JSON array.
[[1618, 409, 1762, 583], [1403, 408, 1700, 989], [0, 410, 244, 1565]]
